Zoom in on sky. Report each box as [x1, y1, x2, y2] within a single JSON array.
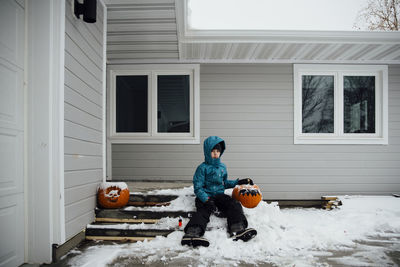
[[188, 0, 369, 31]]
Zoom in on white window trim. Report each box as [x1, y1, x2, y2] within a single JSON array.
[[108, 64, 200, 144], [294, 64, 388, 145]]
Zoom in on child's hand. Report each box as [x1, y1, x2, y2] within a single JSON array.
[[205, 197, 217, 213], [237, 178, 254, 185]]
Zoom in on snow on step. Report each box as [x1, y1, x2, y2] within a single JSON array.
[[85, 228, 177, 241], [88, 217, 189, 230], [124, 194, 195, 212]]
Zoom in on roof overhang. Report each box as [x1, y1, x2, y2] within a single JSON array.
[[176, 0, 400, 64], [105, 0, 400, 64]]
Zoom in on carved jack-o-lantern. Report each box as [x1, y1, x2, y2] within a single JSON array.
[[97, 182, 130, 209], [232, 184, 262, 208]]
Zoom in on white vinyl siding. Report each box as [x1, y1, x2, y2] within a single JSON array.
[[112, 64, 400, 199], [64, 0, 104, 240], [106, 0, 179, 64]]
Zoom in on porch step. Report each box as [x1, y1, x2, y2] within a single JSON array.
[[87, 189, 332, 242], [128, 194, 180, 207], [95, 209, 191, 222], [85, 227, 177, 242], [87, 192, 193, 241]]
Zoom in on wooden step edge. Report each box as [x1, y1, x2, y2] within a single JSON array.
[[127, 201, 171, 207], [91, 221, 160, 225], [95, 209, 192, 220], [95, 218, 159, 224], [265, 199, 325, 208], [129, 194, 182, 200], [86, 227, 175, 232], [321, 196, 338, 201], [85, 228, 176, 238], [129, 193, 195, 197], [86, 236, 155, 242]]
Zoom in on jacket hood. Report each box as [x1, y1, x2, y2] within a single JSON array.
[[203, 136, 225, 165]]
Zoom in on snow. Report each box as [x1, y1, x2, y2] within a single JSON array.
[[124, 194, 195, 212], [98, 182, 128, 191], [86, 217, 189, 231], [124, 186, 196, 211], [233, 184, 262, 197], [68, 188, 400, 266], [132, 186, 195, 196]]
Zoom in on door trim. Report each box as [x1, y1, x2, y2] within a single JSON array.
[[26, 0, 65, 263]]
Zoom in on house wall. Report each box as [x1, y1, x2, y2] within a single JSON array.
[[64, 0, 104, 240], [112, 64, 400, 199]]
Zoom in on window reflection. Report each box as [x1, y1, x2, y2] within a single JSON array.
[[302, 75, 334, 133], [116, 75, 148, 132], [157, 75, 190, 133], [344, 76, 375, 133]]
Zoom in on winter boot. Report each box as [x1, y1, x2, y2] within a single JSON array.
[[230, 222, 257, 242], [181, 226, 209, 247], [231, 228, 257, 242]]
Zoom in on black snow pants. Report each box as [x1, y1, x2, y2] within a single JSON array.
[[184, 194, 248, 236]]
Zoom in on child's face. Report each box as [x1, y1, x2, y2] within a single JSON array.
[[211, 149, 221, 159]]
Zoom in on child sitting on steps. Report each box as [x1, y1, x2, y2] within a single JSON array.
[[181, 136, 257, 247]]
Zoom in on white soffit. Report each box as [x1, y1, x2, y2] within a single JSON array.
[[105, 0, 400, 64]]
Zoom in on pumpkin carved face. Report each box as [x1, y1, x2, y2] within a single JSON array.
[[97, 182, 130, 209], [232, 184, 262, 208]]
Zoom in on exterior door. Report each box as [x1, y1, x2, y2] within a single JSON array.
[[0, 0, 25, 266]]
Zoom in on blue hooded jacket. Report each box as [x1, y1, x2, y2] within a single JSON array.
[[193, 136, 238, 203]]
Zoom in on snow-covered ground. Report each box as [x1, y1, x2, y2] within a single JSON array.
[[66, 187, 400, 267]]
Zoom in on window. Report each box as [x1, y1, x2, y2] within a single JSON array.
[[294, 64, 388, 144], [116, 75, 148, 133], [109, 65, 200, 144], [157, 75, 190, 133]]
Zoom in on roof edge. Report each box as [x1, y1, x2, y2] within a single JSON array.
[[183, 29, 400, 44], [176, 0, 400, 44]]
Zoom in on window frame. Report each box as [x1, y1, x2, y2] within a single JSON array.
[[293, 64, 388, 145], [109, 64, 200, 144]]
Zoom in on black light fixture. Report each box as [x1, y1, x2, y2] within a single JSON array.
[[74, 0, 97, 23]]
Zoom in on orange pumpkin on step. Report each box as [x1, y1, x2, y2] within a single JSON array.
[[97, 182, 130, 209], [232, 184, 262, 208]]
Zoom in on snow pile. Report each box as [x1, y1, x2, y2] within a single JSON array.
[[124, 194, 195, 212], [123, 186, 195, 212], [69, 190, 400, 266], [143, 186, 195, 196], [125, 186, 196, 212]]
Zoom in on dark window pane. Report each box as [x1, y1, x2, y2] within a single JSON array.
[[157, 75, 190, 133], [344, 76, 375, 133], [116, 75, 148, 132], [302, 75, 334, 133]]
